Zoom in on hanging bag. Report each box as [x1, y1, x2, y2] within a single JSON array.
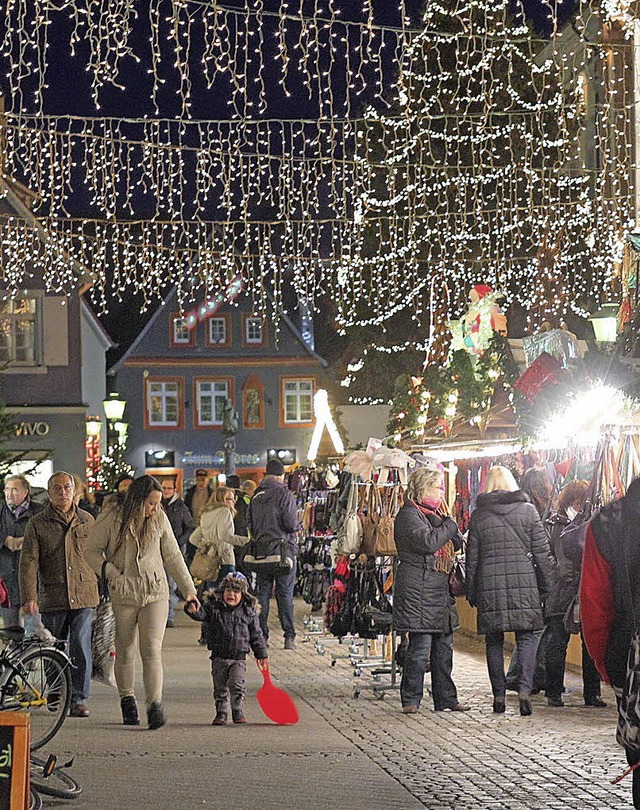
[[374, 487, 398, 556], [92, 562, 116, 688], [336, 480, 363, 556], [190, 544, 222, 581], [360, 484, 380, 558]]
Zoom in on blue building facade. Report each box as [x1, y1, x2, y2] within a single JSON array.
[[109, 288, 331, 489]]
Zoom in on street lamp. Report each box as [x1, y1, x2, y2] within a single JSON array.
[[102, 394, 127, 461], [588, 303, 618, 344]]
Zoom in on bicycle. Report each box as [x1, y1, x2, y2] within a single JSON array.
[[0, 626, 72, 750], [30, 753, 82, 801]]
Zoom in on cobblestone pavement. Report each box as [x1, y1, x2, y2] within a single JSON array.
[[44, 601, 633, 809]]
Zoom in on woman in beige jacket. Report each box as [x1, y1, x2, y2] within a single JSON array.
[[190, 487, 248, 584], [85, 476, 199, 729]]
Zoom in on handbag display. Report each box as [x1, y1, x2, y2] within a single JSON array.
[[360, 484, 380, 558], [374, 487, 398, 556], [336, 480, 363, 556]]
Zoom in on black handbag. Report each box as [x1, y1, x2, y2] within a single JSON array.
[[449, 554, 466, 598]]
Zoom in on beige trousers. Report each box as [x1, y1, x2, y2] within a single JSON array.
[[111, 599, 168, 705]]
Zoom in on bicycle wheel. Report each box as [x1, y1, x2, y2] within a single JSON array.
[[2, 647, 71, 750], [30, 754, 82, 800], [29, 786, 43, 810]]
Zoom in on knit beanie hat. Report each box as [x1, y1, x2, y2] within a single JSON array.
[[265, 458, 285, 476]]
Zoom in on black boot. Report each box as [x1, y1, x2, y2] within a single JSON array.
[[120, 696, 140, 726], [147, 701, 166, 729], [231, 697, 247, 724], [212, 701, 228, 725]]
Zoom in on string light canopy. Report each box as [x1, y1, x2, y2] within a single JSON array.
[[0, 1, 636, 336]]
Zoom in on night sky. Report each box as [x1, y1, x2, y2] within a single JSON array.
[[0, 0, 579, 360]]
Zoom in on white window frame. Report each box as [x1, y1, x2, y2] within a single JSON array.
[[208, 317, 227, 345], [245, 317, 263, 344], [147, 380, 180, 427], [0, 297, 40, 366], [283, 378, 314, 424], [172, 315, 191, 345], [196, 379, 230, 426]]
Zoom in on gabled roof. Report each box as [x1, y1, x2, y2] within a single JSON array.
[[81, 298, 115, 351], [108, 285, 328, 375]]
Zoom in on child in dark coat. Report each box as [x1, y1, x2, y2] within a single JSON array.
[[186, 572, 268, 724]]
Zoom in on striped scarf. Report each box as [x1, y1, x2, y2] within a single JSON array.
[[414, 501, 456, 574]]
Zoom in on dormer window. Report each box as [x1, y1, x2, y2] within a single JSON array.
[[206, 314, 231, 348], [170, 314, 194, 347], [243, 315, 267, 347]]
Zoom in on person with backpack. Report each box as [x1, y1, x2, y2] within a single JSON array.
[[246, 459, 301, 650], [581, 477, 640, 808]]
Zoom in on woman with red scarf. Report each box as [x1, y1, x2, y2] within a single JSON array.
[[393, 467, 469, 714]]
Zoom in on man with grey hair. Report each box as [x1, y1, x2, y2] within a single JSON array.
[[0, 474, 44, 628], [20, 471, 99, 717]]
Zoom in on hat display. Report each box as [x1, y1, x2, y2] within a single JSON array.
[[195, 469, 208, 477], [265, 458, 285, 476]]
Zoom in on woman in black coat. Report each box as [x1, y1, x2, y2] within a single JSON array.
[[543, 480, 604, 708], [393, 466, 468, 714], [466, 465, 555, 716]]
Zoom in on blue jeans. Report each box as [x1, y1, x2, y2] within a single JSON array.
[[42, 608, 93, 706], [255, 561, 296, 642], [400, 631, 458, 710], [486, 630, 537, 697]]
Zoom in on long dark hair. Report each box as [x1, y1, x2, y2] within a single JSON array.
[[521, 468, 553, 519], [116, 475, 162, 548]]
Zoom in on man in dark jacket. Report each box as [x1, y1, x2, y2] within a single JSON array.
[[247, 459, 301, 650], [20, 471, 99, 718], [161, 477, 196, 626], [581, 478, 640, 808], [0, 475, 44, 627]]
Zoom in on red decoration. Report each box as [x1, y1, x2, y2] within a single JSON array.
[[513, 352, 563, 401]]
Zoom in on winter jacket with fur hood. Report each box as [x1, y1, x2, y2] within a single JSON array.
[[84, 506, 195, 607], [187, 589, 268, 660], [466, 489, 555, 634]]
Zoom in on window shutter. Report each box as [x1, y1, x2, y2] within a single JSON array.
[[42, 296, 69, 366]]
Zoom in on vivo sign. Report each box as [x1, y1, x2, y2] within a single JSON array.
[[14, 422, 50, 437]]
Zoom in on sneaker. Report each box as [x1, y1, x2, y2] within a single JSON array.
[[284, 638, 296, 651], [402, 705, 418, 714], [69, 703, 89, 718], [166, 619, 175, 629], [212, 712, 228, 726], [147, 701, 166, 730], [438, 703, 470, 712], [547, 696, 564, 708]]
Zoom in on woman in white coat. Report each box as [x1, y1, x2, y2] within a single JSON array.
[[191, 487, 248, 585]]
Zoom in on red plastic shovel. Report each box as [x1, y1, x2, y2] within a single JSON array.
[[256, 661, 299, 725]]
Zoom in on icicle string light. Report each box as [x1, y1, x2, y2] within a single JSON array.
[[0, 0, 637, 337]]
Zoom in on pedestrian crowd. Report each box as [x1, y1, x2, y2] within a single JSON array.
[[2, 457, 299, 731], [4, 457, 640, 806]]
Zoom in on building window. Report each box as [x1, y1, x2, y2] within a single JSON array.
[[170, 314, 194, 347], [146, 379, 183, 428], [282, 378, 314, 424], [0, 297, 39, 365], [196, 379, 232, 426], [243, 315, 267, 347], [206, 314, 231, 348]]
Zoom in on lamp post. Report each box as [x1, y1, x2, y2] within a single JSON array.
[[102, 394, 128, 483], [588, 303, 619, 344]]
